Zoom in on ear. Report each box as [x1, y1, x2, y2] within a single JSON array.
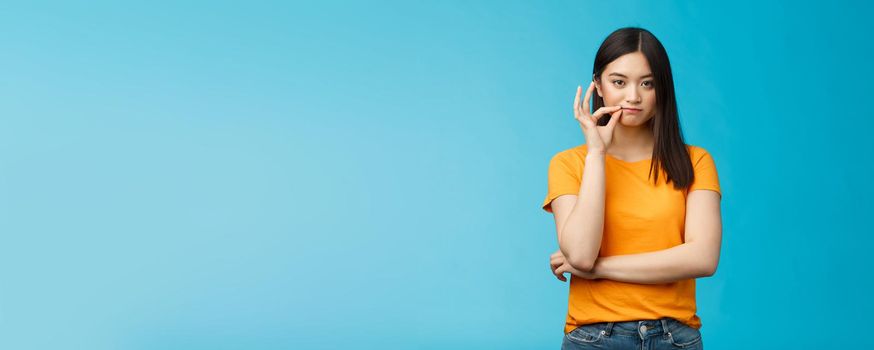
[[592, 74, 603, 97]]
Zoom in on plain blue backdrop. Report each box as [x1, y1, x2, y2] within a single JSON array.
[[0, 1, 871, 349]]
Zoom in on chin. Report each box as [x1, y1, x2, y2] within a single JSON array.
[[618, 114, 652, 127]]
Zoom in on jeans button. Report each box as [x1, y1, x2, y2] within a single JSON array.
[[640, 325, 647, 332]]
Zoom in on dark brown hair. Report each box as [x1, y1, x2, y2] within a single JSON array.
[[590, 27, 693, 190]]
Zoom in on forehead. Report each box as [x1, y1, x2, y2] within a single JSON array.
[[604, 52, 652, 78]]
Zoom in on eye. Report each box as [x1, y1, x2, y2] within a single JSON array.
[[612, 80, 625, 86], [642, 81, 653, 88]]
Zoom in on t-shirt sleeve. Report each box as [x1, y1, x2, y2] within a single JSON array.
[[541, 151, 582, 213], [689, 148, 721, 196]]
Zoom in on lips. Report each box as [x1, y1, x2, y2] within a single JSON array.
[[622, 107, 642, 113]]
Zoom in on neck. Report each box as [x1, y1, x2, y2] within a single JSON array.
[[609, 122, 654, 155]]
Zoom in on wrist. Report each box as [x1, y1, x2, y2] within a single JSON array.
[[586, 151, 606, 160]]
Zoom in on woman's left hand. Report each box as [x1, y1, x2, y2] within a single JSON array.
[[550, 249, 599, 282]]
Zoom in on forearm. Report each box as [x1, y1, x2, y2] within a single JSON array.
[[592, 242, 714, 284], [558, 152, 606, 271]]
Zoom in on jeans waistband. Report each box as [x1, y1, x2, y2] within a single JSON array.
[[596, 317, 680, 337]]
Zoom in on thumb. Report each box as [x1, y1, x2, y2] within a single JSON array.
[[606, 108, 623, 129]]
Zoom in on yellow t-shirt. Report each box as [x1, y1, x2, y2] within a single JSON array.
[[541, 144, 721, 334]]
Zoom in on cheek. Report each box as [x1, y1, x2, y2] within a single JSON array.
[[601, 89, 623, 104], [646, 93, 657, 107]]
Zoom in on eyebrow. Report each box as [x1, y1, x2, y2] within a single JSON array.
[[608, 72, 653, 79]]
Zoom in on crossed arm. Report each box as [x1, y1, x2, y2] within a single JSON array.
[[550, 189, 722, 284]]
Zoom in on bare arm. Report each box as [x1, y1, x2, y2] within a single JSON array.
[[550, 83, 623, 272], [590, 189, 723, 284], [551, 152, 608, 272]]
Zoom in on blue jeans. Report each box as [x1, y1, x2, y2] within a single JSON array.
[[561, 317, 703, 349]]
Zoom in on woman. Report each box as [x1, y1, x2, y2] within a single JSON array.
[[542, 27, 722, 350]]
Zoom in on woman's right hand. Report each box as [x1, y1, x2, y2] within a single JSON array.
[[574, 82, 623, 154], [550, 249, 598, 282]]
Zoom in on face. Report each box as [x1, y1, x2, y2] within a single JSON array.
[[594, 51, 657, 127]]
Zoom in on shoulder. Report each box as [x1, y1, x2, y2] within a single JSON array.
[[684, 144, 715, 163], [549, 144, 588, 164], [684, 144, 719, 175]]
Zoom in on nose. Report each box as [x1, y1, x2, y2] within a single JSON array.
[[627, 86, 642, 104]]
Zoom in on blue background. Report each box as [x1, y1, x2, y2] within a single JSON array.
[[0, 1, 871, 349]]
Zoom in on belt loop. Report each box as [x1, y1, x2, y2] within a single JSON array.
[[660, 318, 669, 335], [605, 322, 614, 336]]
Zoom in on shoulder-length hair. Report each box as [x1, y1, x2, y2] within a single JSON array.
[[591, 27, 693, 190]]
